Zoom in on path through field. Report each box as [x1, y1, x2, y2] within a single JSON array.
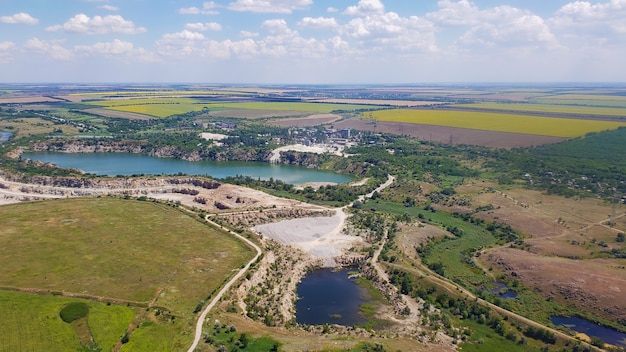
[[187, 217, 262, 352]]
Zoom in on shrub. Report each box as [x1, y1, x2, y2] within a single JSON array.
[[59, 302, 89, 323]]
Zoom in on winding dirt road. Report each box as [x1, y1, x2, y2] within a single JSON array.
[[186, 217, 262, 352]]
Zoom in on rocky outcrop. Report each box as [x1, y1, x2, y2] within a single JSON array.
[[22, 140, 274, 163]]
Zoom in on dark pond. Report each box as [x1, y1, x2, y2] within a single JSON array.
[[21, 152, 352, 185], [551, 316, 626, 347], [0, 131, 12, 142], [491, 281, 517, 299], [296, 268, 367, 326]]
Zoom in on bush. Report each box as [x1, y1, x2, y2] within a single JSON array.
[[59, 302, 89, 323]]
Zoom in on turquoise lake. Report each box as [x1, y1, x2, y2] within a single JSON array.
[[21, 152, 352, 185]]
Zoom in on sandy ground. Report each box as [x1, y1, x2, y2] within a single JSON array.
[[269, 143, 345, 162], [253, 209, 360, 265], [0, 175, 321, 213], [251, 175, 395, 266], [199, 132, 229, 140]]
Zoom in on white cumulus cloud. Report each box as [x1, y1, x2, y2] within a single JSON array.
[[99, 5, 119, 11], [428, 1, 559, 50], [0, 41, 16, 63], [156, 30, 206, 56], [178, 2, 219, 15], [179, 7, 201, 15], [298, 17, 338, 30], [24, 38, 74, 60], [1, 13, 39, 25], [240, 30, 259, 38], [344, 0, 385, 16], [185, 22, 222, 31], [550, 0, 626, 34], [75, 39, 159, 62], [46, 14, 146, 35], [228, 0, 313, 14]]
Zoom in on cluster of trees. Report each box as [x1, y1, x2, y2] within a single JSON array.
[[523, 326, 557, 344], [488, 127, 626, 199], [347, 137, 480, 182]]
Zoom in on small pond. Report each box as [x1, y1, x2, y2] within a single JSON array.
[[0, 131, 12, 142], [296, 268, 367, 326], [490, 281, 517, 299], [551, 316, 626, 347]]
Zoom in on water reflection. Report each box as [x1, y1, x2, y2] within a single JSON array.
[[296, 268, 367, 326], [551, 316, 626, 347]]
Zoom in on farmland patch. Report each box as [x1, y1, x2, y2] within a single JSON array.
[[454, 103, 626, 118], [366, 109, 626, 137], [268, 113, 343, 127], [333, 118, 565, 148]]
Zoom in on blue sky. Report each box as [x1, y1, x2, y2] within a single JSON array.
[[1, 0, 625, 83]]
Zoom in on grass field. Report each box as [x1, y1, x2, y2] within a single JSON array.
[[0, 116, 80, 138], [86, 98, 383, 118], [455, 103, 626, 117], [367, 201, 495, 288], [531, 94, 626, 108], [0, 197, 253, 351], [86, 97, 205, 118], [206, 101, 380, 113], [366, 109, 626, 137], [0, 290, 134, 352]]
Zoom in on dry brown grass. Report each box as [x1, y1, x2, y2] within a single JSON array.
[[455, 180, 626, 321], [480, 247, 626, 321]]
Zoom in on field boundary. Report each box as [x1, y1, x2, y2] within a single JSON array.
[[0, 286, 171, 311]]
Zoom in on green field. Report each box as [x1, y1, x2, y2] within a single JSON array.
[[0, 290, 134, 352], [85, 97, 205, 117], [0, 197, 253, 351], [531, 94, 626, 108], [455, 103, 626, 117], [86, 98, 382, 118], [367, 201, 495, 288], [207, 101, 379, 113], [367, 109, 626, 137]]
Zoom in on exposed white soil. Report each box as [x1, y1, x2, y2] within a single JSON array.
[[253, 208, 362, 265], [269, 143, 345, 162]]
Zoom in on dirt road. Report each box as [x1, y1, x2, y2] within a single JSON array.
[[187, 216, 262, 352]]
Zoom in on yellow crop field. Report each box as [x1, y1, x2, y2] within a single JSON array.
[[367, 109, 626, 137], [106, 103, 204, 118], [456, 103, 626, 117], [86, 98, 206, 118], [85, 98, 381, 118]]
